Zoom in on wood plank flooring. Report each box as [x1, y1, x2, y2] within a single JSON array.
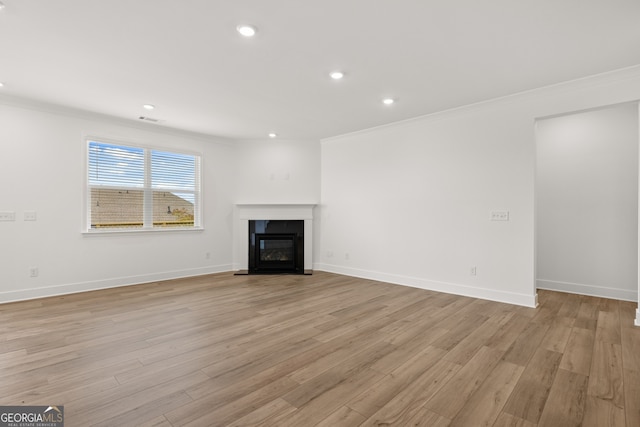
[[0, 271, 638, 426]]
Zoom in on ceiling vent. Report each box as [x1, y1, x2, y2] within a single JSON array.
[[138, 116, 162, 123]]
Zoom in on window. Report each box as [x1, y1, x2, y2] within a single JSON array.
[[86, 139, 201, 231]]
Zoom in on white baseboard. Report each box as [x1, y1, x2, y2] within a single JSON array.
[[0, 264, 233, 304], [314, 263, 537, 308], [536, 279, 638, 302], [636, 308, 640, 327]]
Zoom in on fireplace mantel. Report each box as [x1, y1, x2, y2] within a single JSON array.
[[235, 204, 316, 272], [236, 203, 316, 220]]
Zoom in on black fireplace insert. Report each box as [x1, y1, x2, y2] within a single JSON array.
[[249, 220, 304, 274]]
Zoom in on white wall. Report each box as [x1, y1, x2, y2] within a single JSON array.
[[317, 66, 640, 309], [233, 138, 320, 204], [0, 98, 236, 303], [536, 103, 639, 301]]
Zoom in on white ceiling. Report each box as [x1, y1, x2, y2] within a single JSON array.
[[1, 0, 639, 141]]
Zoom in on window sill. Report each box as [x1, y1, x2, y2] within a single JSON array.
[[82, 227, 204, 236]]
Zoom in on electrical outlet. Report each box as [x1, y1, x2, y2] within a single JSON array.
[[490, 211, 509, 221], [24, 211, 37, 221], [470, 266, 477, 276], [29, 267, 39, 277]]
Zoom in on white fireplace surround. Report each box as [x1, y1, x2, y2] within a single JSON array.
[[235, 204, 316, 271]]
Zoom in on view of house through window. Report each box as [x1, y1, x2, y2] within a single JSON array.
[[87, 140, 201, 230]]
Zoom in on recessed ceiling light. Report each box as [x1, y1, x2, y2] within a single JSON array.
[[237, 25, 257, 37], [268, 133, 277, 138], [143, 104, 155, 110], [0, 2, 5, 11], [382, 98, 395, 105], [0, 82, 4, 88], [330, 71, 344, 80]]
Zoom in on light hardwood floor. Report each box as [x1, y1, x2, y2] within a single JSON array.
[[1, 271, 639, 426]]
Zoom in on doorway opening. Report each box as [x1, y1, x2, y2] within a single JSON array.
[[534, 102, 639, 306]]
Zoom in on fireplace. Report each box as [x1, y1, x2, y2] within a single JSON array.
[[249, 220, 304, 274], [235, 204, 315, 274], [255, 234, 296, 271]]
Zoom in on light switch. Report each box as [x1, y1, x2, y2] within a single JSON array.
[[0, 211, 15, 221], [490, 211, 509, 221]]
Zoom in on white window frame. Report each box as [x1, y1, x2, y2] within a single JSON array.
[[84, 137, 203, 233]]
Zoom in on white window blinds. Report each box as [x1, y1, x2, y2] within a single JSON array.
[[87, 140, 201, 231]]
